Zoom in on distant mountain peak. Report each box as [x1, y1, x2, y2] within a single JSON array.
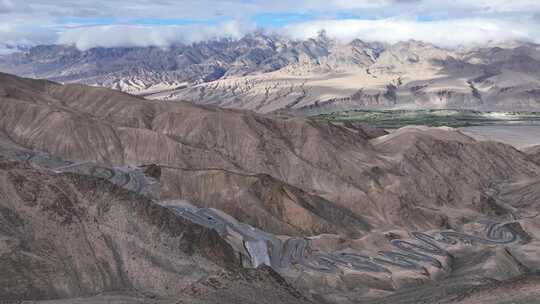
[[1, 35, 539, 114]]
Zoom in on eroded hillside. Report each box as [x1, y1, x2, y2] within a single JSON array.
[[1, 72, 540, 303]]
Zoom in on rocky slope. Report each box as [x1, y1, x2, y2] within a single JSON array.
[[2, 72, 540, 303], [0, 157, 312, 303], [2, 72, 539, 235], [1, 34, 540, 113], [525, 145, 540, 164]]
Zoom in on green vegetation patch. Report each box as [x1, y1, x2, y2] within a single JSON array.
[[311, 109, 540, 129]]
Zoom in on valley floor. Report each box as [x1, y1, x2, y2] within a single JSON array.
[[313, 109, 540, 129], [459, 125, 540, 149], [314, 109, 540, 149]]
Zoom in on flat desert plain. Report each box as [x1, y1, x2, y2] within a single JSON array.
[[460, 125, 540, 149]]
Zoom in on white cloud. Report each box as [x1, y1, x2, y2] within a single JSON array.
[[453, 0, 540, 13], [0, 0, 15, 13], [282, 18, 540, 47], [57, 21, 253, 50], [0, 21, 56, 47], [0, 0, 540, 49]]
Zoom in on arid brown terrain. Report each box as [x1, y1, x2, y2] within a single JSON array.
[[0, 158, 314, 303], [1, 72, 540, 303], [525, 145, 540, 165]]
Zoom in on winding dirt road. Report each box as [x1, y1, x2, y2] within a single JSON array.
[[170, 204, 522, 275]]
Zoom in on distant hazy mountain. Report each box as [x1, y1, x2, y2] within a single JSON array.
[[0, 43, 30, 55], [1, 32, 540, 113]]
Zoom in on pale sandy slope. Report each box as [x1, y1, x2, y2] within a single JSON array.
[[459, 125, 540, 150], [147, 41, 540, 114]]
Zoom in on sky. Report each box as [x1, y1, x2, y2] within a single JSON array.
[[1, 0, 540, 51]]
